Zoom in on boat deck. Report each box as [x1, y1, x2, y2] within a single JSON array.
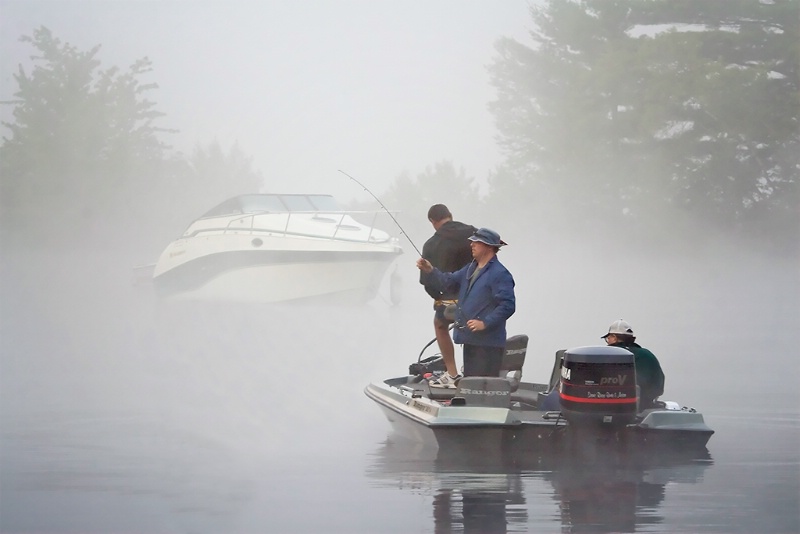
[[367, 375, 714, 455]]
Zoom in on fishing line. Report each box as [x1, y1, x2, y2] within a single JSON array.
[[338, 169, 422, 256]]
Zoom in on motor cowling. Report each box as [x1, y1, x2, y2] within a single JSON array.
[[559, 346, 638, 426]]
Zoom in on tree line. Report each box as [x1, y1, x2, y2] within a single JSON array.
[[2, 1, 797, 256], [0, 27, 263, 255], [484, 0, 798, 248]]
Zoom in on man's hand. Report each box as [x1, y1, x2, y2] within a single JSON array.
[[416, 258, 433, 273], [466, 319, 485, 332]]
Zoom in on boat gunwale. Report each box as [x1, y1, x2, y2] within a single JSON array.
[[185, 208, 400, 244], [367, 377, 713, 438]]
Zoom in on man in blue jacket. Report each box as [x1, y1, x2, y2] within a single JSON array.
[[416, 227, 516, 385]]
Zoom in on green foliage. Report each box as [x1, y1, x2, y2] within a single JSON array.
[[0, 27, 267, 255], [488, 0, 799, 243], [381, 161, 482, 242], [386, 161, 480, 215], [180, 140, 265, 221], [0, 26, 172, 244], [346, 162, 482, 246]]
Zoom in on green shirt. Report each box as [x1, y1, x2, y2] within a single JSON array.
[[611, 341, 665, 406]]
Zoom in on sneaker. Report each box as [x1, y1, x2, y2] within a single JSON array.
[[429, 373, 462, 388]]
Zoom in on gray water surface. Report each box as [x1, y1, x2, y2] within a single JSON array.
[[1, 247, 798, 533]]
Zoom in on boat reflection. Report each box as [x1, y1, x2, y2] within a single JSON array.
[[366, 439, 712, 533], [543, 454, 711, 533]]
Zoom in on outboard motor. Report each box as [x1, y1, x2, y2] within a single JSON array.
[[559, 346, 638, 427]]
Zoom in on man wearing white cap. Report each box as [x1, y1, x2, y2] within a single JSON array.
[[416, 227, 516, 386], [602, 319, 665, 409]]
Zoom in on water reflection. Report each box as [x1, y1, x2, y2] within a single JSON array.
[[366, 439, 712, 533], [544, 454, 711, 533], [430, 475, 527, 534]]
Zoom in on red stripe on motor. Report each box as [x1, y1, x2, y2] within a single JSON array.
[[559, 393, 637, 404]]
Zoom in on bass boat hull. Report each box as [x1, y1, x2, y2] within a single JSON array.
[[365, 338, 714, 458]]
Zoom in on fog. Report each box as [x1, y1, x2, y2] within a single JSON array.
[[3, 232, 798, 430], [1, 0, 531, 199], [2, 231, 797, 530], [1, 0, 799, 530]]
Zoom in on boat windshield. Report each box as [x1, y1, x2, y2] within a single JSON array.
[[279, 195, 335, 212], [304, 195, 341, 211], [200, 194, 343, 218], [240, 194, 340, 213], [238, 195, 288, 213]]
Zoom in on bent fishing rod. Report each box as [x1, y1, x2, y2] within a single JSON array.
[[338, 169, 422, 257]]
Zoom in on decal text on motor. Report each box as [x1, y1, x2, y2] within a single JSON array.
[[587, 391, 630, 399], [599, 374, 628, 386]]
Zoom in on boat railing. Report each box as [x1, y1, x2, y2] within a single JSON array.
[[217, 209, 398, 244]]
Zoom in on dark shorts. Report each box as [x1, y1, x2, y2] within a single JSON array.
[[462, 344, 504, 377], [433, 303, 455, 324]]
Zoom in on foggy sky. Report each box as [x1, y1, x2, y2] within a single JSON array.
[[0, 0, 531, 200]]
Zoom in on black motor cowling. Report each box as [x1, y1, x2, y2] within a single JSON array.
[[559, 346, 638, 426]]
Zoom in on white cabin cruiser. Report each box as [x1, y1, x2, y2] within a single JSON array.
[[365, 335, 714, 457], [152, 194, 402, 303]]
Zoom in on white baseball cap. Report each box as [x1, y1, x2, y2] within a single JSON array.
[[601, 319, 635, 338]]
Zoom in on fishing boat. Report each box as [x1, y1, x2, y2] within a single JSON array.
[[364, 335, 714, 456], [151, 193, 403, 303]]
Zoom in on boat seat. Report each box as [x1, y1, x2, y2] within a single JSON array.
[[500, 334, 529, 392], [453, 377, 511, 408], [548, 349, 565, 392], [427, 386, 459, 401], [535, 349, 566, 411], [427, 334, 528, 403]]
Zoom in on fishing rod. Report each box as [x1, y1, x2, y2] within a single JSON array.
[[338, 169, 423, 257]]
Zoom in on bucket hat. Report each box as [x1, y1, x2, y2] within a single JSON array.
[[468, 227, 507, 247]]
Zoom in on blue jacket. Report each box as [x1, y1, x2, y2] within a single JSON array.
[[424, 256, 516, 347]]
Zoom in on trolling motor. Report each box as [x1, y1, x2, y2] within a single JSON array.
[[407, 316, 458, 378], [408, 337, 447, 378]]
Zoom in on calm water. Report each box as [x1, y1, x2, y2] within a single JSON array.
[[1, 248, 798, 533]]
